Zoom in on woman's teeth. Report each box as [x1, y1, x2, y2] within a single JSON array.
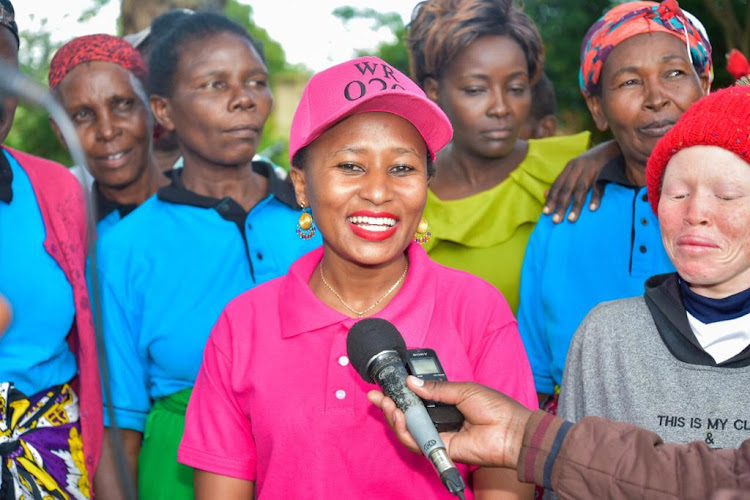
[[347, 215, 397, 231]]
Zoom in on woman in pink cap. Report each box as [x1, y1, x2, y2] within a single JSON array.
[[178, 56, 537, 499]]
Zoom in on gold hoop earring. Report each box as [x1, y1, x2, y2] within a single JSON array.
[[413, 217, 430, 244], [296, 202, 316, 240]]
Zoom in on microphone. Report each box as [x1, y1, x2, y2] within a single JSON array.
[[347, 318, 466, 498]]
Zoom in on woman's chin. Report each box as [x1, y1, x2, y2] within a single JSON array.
[[328, 236, 410, 268]]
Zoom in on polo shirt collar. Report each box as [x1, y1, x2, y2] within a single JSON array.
[[596, 155, 639, 188], [645, 273, 750, 367], [279, 243, 436, 347], [93, 182, 138, 222], [157, 160, 298, 210], [0, 147, 13, 203]]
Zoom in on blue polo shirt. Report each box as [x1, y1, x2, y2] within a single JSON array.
[[96, 161, 322, 431], [0, 149, 77, 396], [517, 156, 674, 395]]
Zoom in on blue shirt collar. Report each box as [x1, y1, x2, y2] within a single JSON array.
[[596, 154, 640, 189], [94, 181, 138, 222], [157, 159, 297, 211]]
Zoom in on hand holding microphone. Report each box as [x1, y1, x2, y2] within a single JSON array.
[[368, 377, 532, 470], [346, 318, 467, 498]]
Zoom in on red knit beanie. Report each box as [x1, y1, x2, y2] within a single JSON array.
[[49, 34, 147, 90], [646, 85, 750, 214]]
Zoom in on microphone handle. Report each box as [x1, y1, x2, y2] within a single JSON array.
[[370, 353, 466, 496]]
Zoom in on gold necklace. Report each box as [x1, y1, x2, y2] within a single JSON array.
[[319, 260, 409, 318]]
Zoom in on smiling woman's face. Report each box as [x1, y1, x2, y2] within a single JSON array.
[[659, 145, 750, 299], [586, 32, 707, 171], [291, 112, 429, 268], [56, 61, 152, 189]]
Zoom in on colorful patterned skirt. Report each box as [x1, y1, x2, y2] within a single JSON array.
[[0, 382, 90, 499]]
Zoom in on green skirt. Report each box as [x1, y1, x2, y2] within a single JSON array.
[[138, 388, 194, 500]]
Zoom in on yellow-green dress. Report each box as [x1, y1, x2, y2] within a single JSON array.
[[423, 132, 590, 313]]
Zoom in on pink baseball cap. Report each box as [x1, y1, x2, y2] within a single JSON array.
[[289, 56, 453, 162]]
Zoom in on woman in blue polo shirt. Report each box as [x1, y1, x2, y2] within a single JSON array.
[[93, 13, 321, 499], [48, 34, 169, 235], [517, 0, 712, 407], [0, 1, 102, 496]]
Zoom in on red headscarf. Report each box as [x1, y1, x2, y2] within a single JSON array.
[[48, 34, 147, 90]]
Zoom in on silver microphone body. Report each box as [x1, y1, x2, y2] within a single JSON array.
[[366, 351, 465, 494]]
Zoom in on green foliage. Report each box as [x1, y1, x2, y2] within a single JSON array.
[[520, 0, 613, 140], [332, 6, 410, 75], [78, 0, 111, 24], [224, 0, 287, 79]]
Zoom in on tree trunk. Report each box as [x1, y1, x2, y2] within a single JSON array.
[[121, 0, 228, 34]]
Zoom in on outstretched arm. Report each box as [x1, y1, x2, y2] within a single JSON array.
[[369, 378, 750, 499], [368, 378, 530, 469]]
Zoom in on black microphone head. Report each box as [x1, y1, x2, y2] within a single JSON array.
[[347, 318, 407, 382]]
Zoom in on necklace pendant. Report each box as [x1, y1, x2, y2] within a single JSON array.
[[319, 260, 409, 320]]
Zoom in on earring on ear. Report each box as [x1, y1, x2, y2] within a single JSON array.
[[296, 201, 317, 240], [413, 217, 431, 244]]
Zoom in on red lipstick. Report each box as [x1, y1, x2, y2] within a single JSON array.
[[347, 211, 399, 242]]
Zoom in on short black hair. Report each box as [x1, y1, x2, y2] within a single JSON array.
[[292, 144, 436, 178], [136, 8, 195, 58], [530, 73, 556, 120], [150, 9, 194, 42], [148, 12, 264, 97]]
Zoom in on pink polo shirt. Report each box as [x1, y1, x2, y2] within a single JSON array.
[[179, 243, 536, 499]]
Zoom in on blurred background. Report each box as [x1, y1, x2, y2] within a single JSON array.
[[10, 0, 748, 169]]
